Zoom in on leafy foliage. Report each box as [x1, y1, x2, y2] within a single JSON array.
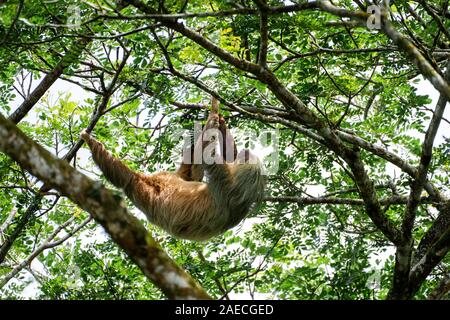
[[0, 0, 449, 300]]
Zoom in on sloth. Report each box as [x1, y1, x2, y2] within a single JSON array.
[[81, 98, 265, 240]]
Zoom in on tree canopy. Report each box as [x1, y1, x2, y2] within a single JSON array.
[[0, 0, 450, 300]]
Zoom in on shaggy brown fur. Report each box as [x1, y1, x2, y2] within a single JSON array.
[[81, 99, 265, 240]]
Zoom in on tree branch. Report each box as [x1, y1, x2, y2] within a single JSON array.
[[254, 0, 269, 67], [265, 195, 430, 206], [8, 37, 91, 124]]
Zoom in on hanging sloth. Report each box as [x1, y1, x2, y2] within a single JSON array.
[[81, 97, 265, 240]]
